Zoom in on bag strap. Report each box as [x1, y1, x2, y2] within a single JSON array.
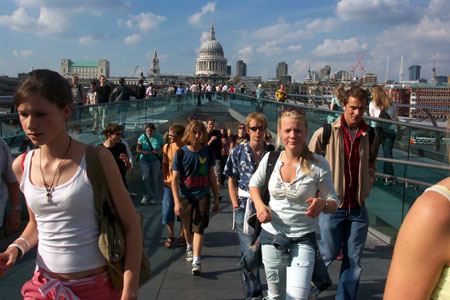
[[261, 150, 280, 206], [85, 145, 119, 220], [144, 133, 155, 151], [322, 123, 331, 149], [20, 152, 28, 175]]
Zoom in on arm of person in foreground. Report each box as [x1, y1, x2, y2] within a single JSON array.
[[208, 166, 219, 212], [248, 154, 271, 223], [0, 155, 39, 278], [384, 180, 450, 300], [100, 147, 141, 300]]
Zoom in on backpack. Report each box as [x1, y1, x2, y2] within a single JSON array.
[[248, 150, 281, 245], [321, 123, 375, 152]]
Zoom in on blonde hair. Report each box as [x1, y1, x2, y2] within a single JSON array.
[[334, 84, 345, 105], [182, 120, 207, 145], [371, 85, 392, 111], [246, 112, 268, 129], [276, 109, 317, 174]]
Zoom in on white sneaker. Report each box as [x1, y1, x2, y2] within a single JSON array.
[[191, 262, 201, 275], [141, 196, 149, 205]]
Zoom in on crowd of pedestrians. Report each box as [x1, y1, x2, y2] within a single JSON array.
[[2, 69, 448, 300]]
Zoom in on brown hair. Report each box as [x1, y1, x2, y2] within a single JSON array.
[[182, 120, 207, 145], [103, 123, 123, 137], [344, 86, 369, 106], [169, 123, 185, 136], [14, 69, 72, 109], [277, 109, 317, 174], [246, 112, 268, 129], [371, 85, 392, 111], [145, 123, 155, 130]]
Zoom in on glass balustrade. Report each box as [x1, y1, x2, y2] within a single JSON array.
[[1, 92, 448, 239]]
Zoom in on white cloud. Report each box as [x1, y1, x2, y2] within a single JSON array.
[[306, 17, 339, 33], [287, 44, 302, 51], [314, 38, 362, 57], [256, 40, 284, 56], [234, 46, 253, 63], [13, 49, 34, 58], [119, 12, 166, 33], [78, 36, 97, 45], [124, 33, 141, 44], [427, 0, 450, 21], [336, 0, 421, 24], [188, 2, 216, 26]]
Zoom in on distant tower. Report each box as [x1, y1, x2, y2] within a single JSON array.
[[236, 60, 247, 77], [399, 55, 404, 83], [408, 65, 421, 81], [385, 56, 389, 84], [149, 49, 160, 76], [430, 62, 438, 84], [276, 62, 288, 79], [306, 65, 312, 83]]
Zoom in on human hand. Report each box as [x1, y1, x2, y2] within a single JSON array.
[[256, 205, 272, 223], [210, 136, 218, 142], [213, 199, 219, 212], [119, 153, 128, 162], [174, 202, 183, 216], [0, 248, 18, 279], [305, 197, 326, 218], [151, 150, 158, 155], [142, 151, 150, 155], [5, 210, 20, 232], [120, 290, 138, 300]]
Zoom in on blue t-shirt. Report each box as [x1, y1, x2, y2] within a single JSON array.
[[172, 145, 215, 199], [138, 132, 164, 162]]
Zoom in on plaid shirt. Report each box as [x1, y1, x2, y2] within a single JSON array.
[[341, 117, 369, 208]]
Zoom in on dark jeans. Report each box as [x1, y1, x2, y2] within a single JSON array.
[[319, 205, 369, 300], [234, 207, 263, 300], [382, 132, 396, 175]]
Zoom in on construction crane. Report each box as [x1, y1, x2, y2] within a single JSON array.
[[350, 54, 365, 79], [131, 65, 139, 77]]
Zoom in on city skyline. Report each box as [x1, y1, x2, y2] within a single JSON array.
[[0, 0, 448, 81]]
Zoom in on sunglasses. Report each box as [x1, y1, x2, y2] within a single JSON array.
[[168, 133, 178, 137], [248, 126, 266, 132], [238, 126, 245, 130]]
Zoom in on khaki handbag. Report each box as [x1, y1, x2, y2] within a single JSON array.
[[86, 145, 151, 290]]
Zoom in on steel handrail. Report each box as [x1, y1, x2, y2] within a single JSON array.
[[376, 157, 450, 171]]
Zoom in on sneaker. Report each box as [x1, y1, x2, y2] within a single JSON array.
[[191, 262, 202, 275], [141, 196, 149, 205], [149, 199, 156, 205], [186, 248, 193, 262], [337, 251, 343, 260]]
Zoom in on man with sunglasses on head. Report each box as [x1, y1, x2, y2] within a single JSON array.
[[309, 86, 379, 300], [224, 112, 273, 300]]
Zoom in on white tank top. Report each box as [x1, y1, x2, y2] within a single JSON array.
[[20, 150, 106, 273]]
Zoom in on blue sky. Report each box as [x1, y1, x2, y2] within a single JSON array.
[[0, 0, 449, 82]]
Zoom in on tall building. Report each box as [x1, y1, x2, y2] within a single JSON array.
[[319, 65, 331, 81], [60, 59, 109, 79], [430, 64, 438, 85], [236, 60, 247, 77], [227, 65, 231, 75], [362, 72, 377, 83], [335, 70, 352, 81], [149, 49, 160, 76], [276, 62, 288, 79], [195, 24, 228, 77], [408, 65, 421, 81]]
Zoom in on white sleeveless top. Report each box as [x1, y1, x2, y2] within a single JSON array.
[[20, 150, 106, 273]]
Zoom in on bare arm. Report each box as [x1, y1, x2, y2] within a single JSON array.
[[99, 147, 141, 300], [208, 166, 219, 212], [171, 170, 183, 216], [384, 186, 450, 300], [0, 155, 39, 278], [249, 186, 271, 223], [228, 177, 240, 210]]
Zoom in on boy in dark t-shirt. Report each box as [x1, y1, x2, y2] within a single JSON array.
[[172, 120, 219, 276]]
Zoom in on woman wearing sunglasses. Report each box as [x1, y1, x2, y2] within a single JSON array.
[[249, 109, 338, 299]]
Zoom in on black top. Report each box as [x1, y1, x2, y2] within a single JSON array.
[[101, 142, 128, 187], [135, 84, 146, 99], [207, 129, 222, 160], [96, 85, 111, 103]]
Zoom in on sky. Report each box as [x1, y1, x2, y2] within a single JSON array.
[[0, 0, 449, 82]]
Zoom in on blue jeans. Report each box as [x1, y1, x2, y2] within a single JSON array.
[[319, 205, 369, 300], [234, 207, 263, 300], [382, 132, 396, 175], [162, 186, 175, 225], [261, 242, 315, 300], [140, 159, 160, 200]]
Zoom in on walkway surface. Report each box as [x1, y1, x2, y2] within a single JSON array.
[[0, 186, 392, 300]]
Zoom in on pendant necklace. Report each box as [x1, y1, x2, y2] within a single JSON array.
[[39, 137, 72, 203]]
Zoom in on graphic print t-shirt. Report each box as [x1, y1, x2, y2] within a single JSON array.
[[172, 145, 215, 199]]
